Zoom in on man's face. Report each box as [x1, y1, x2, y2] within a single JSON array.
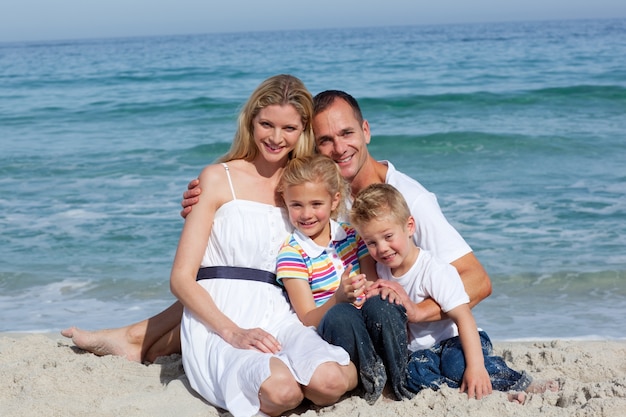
[[312, 99, 371, 183]]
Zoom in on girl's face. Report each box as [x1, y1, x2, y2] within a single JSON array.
[[283, 180, 340, 246], [357, 214, 418, 276], [253, 104, 304, 165]]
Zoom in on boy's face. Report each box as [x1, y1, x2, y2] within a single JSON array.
[[357, 214, 418, 276]]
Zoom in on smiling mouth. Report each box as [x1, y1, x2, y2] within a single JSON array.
[[264, 142, 283, 152], [335, 154, 353, 164], [380, 252, 396, 262]]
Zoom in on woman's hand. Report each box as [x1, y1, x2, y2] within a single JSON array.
[[223, 326, 282, 354]]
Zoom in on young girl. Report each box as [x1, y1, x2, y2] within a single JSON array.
[[275, 154, 411, 404], [276, 154, 375, 327]]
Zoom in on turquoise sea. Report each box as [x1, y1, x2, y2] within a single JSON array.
[[1, 18, 625, 340]]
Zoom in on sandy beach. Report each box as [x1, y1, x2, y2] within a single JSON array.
[[1, 333, 624, 417]]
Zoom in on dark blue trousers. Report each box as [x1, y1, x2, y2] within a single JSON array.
[[317, 295, 414, 403], [406, 330, 532, 393]]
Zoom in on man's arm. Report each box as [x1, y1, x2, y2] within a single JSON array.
[[451, 252, 492, 309], [412, 252, 491, 322]]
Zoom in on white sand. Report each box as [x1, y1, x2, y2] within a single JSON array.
[[1, 333, 624, 417]]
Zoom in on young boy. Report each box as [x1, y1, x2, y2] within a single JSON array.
[[350, 183, 554, 401]]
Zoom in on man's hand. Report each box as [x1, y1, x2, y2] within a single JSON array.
[[180, 178, 201, 218]]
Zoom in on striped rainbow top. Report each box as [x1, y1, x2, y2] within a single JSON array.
[[276, 220, 369, 306]]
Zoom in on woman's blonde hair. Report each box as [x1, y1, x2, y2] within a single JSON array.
[[278, 154, 350, 220], [218, 74, 315, 163]]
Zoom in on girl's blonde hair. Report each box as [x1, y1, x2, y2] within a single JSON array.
[[350, 183, 411, 230], [278, 154, 350, 220], [218, 74, 315, 163]]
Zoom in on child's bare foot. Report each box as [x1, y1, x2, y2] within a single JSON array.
[[507, 379, 558, 404], [60, 326, 143, 362], [525, 379, 559, 394], [507, 391, 527, 404]]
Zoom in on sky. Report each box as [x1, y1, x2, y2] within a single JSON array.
[[1, 0, 626, 43]]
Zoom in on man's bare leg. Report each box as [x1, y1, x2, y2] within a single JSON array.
[[61, 301, 184, 363]]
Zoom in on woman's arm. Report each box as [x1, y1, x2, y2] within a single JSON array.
[[170, 165, 280, 353]]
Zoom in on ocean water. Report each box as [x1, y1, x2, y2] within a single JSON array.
[[1, 18, 625, 340]]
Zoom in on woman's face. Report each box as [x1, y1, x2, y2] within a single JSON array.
[[253, 104, 304, 165]]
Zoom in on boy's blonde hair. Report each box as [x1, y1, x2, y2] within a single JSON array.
[[218, 74, 315, 163], [350, 183, 411, 229], [278, 154, 350, 220]]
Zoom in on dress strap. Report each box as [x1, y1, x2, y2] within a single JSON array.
[[221, 163, 237, 200]]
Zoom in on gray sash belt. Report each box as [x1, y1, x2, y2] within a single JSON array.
[[196, 266, 279, 287]]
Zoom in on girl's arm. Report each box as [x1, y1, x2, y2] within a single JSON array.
[[446, 304, 492, 399], [282, 264, 365, 327], [170, 164, 280, 353]]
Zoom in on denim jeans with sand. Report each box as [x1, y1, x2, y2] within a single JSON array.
[[317, 295, 414, 403], [406, 330, 532, 393]]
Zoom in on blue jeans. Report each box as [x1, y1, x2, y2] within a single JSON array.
[[317, 295, 414, 403], [406, 331, 532, 393]]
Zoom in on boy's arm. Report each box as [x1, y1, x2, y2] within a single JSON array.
[[447, 304, 492, 400]]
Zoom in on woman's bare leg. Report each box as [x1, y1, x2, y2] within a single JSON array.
[[303, 361, 358, 406], [61, 301, 184, 363], [258, 358, 304, 416]]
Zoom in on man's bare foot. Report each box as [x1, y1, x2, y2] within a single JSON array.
[[525, 379, 559, 394], [61, 326, 143, 362]]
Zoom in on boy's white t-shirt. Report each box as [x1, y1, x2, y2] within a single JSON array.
[[376, 248, 470, 352]]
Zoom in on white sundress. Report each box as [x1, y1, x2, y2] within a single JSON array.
[[180, 164, 349, 417]]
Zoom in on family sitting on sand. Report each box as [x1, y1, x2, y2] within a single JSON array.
[[62, 75, 557, 417]]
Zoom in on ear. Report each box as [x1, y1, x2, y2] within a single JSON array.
[[331, 192, 341, 211], [362, 119, 371, 145], [406, 216, 416, 235]]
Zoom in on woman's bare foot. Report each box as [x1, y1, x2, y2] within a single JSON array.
[[61, 326, 143, 362]]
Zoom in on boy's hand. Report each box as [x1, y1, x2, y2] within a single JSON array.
[[460, 366, 492, 400]]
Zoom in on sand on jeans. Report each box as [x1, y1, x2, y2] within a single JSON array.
[[1, 333, 625, 417]]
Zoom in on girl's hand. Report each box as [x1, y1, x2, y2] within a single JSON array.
[[338, 265, 366, 305], [223, 327, 282, 354]]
